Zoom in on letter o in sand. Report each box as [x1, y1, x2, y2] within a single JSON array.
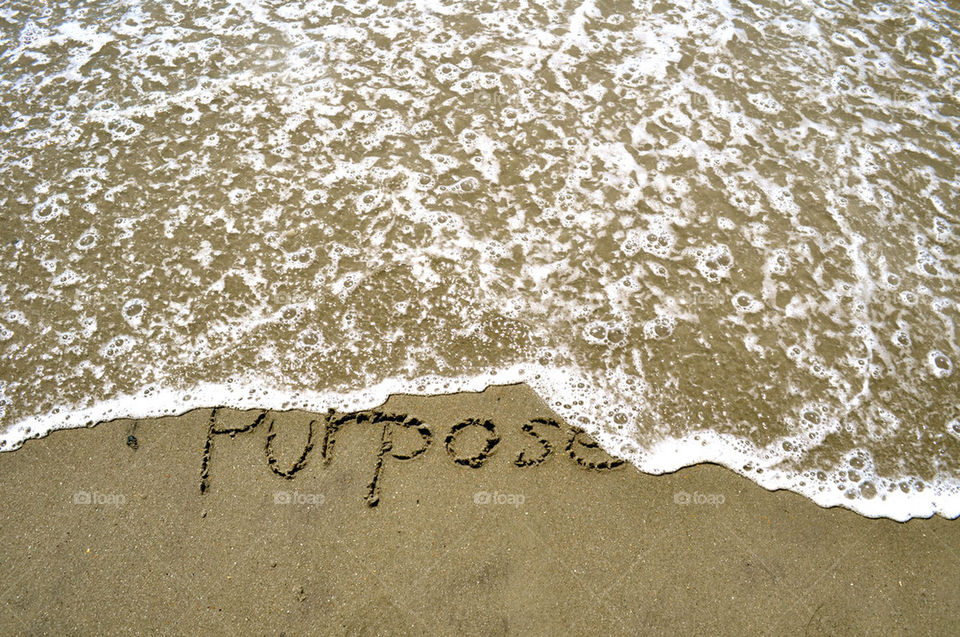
[[445, 418, 501, 468]]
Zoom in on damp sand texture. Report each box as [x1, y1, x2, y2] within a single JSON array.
[[1, 386, 959, 635]]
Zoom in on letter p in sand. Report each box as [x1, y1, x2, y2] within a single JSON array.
[[200, 407, 268, 494], [366, 413, 433, 507]]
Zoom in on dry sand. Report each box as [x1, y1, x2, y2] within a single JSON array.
[[0, 383, 957, 635]]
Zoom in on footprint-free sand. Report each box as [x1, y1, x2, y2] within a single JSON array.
[[1, 384, 957, 635]]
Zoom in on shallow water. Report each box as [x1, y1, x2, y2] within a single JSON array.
[[1, 0, 958, 519]]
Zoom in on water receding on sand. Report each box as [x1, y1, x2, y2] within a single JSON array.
[[0, 0, 958, 519]]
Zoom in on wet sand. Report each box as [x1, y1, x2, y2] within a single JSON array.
[[0, 383, 957, 635]]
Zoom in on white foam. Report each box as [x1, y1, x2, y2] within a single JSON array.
[[3, 0, 960, 523], [9, 362, 957, 522]]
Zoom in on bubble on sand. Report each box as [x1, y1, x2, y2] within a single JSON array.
[[731, 292, 762, 314], [928, 351, 953, 378], [99, 335, 136, 359], [643, 315, 677, 340], [690, 244, 733, 282], [891, 330, 911, 349], [122, 299, 145, 328]]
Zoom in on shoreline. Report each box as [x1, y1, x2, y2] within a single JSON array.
[[3, 379, 956, 521], [1, 384, 958, 634]]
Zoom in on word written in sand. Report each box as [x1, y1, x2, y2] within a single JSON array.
[[199, 407, 624, 506]]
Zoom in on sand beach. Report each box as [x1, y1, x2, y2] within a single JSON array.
[[1, 384, 958, 635]]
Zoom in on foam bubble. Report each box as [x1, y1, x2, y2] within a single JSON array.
[[928, 351, 953, 379]]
